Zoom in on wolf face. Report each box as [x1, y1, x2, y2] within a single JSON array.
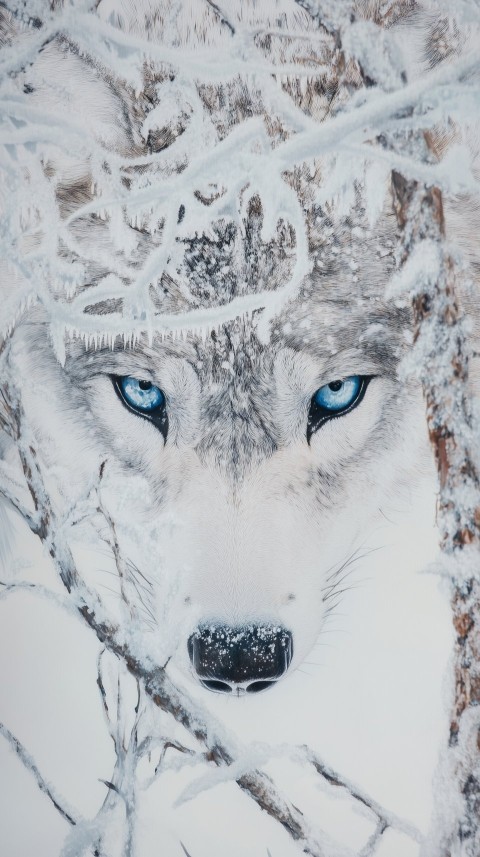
[[12, 282, 431, 695]]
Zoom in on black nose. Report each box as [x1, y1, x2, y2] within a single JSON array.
[[187, 624, 293, 694]]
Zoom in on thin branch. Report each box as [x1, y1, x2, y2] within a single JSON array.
[[277, 50, 479, 169], [302, 746, 422, 843], [0, 721, 78, 826], [0, 479, 38, 532], [204, 0, 235, 36], [154, 739, 197, 775], [0, 580, 75, 614], [358, 821, 388, 857]]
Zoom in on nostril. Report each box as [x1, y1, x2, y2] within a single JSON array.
[[201, 679, 232, 694], [246, 680, 276, 694]]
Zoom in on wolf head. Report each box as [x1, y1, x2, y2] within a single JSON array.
[[12, 267, 431, 695], [2, 0, 445, 694]]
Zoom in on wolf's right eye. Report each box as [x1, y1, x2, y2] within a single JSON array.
[[117, 377, 164, 411], [113, 376, 168, 440], [307, 375, 370, 442]]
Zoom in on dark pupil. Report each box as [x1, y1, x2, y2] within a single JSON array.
[[139, 380, 152, 390], [328, 380, 343, 392]]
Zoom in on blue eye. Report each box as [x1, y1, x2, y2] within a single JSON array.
[[113, 375, 168, 440], [308, 375, 369, 442], [119, 376, 165, 412], [314, 376, 361, 412]]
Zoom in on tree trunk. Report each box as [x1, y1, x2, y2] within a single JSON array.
[[392, 171, 480, 857]]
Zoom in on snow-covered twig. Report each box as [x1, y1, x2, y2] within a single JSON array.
[[276, 50, 479, 169], [357, 822, 387, 857], [301, 746, 423, 843], [0, 721, 79, 827], [0, 579, 76, 614]]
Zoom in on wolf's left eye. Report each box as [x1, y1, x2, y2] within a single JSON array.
[[307, 375, 369, 442], [113, 376, 168, 440], [117, 376, 164, 411]]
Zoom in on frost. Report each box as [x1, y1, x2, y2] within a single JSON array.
[[386, 240, 442, 301], [1, 0, 479, 354]]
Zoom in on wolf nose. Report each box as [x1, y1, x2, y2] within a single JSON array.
[[187, 624, 293, 694]]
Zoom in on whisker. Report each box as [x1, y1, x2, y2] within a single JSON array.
[[126, 559, 154, 590], [98, 585, 121, 598], [324, 540, 386, 584]]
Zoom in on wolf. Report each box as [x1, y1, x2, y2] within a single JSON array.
[[0, 0, 478, 697]]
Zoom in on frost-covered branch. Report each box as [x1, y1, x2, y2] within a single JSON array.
[[0, 721, 79, 827], [357, 822, 387, 857], [0, 579, 75, 615], [2, 0, 479, 358], [301, 746, 422, 843], [176, 740, 423, 850]]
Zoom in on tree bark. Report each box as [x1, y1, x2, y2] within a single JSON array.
[[392, 170, 480, 857]]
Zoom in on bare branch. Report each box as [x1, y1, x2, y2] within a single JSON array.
[[154, 739, 197, 775], [358, 821, 387, 857], [0, 478, 38, 532], [204, 0, 235, 36], [0, 580, 75, 615], [0, 721, 78, 826], [301, 746, 423, 843]]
